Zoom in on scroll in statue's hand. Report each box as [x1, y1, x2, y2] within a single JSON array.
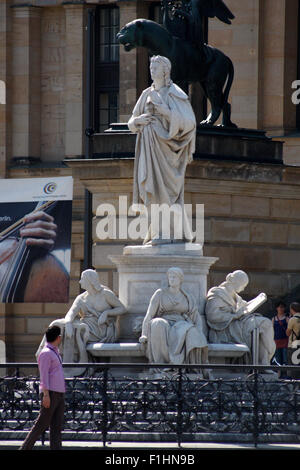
[[139, 335, 147, 344]]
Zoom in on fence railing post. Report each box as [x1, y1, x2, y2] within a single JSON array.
[[177, 367, 183, 448], [102, 367, 108, 448], [253, 367, 259, 448]]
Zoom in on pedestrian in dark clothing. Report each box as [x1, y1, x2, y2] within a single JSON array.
[[272, 302, 289, 364]]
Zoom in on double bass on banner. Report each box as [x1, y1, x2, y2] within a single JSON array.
[[0, 200, 70, 303]]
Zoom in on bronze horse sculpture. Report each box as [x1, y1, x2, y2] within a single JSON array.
[[117, 0, 237, 128]]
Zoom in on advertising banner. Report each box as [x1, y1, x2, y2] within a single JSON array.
[[0, 177, 73, 303]]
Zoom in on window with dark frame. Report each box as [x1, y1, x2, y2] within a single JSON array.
[[98, 92, 119, 133], [148, 1, 207, 119], [99, 7, 120, 63], [149, 2, 163, 24], [147, 3, 164, 85], [95, 6, 120, 133]]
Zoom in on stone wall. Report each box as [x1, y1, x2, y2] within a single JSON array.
[[2, 2, 87, 166], [69, 157, 300, 318], [2, 0, 300, 165], [206, 0, 300, 164], [208, 0, 260, 130]]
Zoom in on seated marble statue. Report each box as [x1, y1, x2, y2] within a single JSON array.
[[139, 267, 209, 373], [205, 270, 276, 365], [37, 269, 126, 375]]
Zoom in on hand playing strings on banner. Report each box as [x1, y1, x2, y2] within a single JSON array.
[[20, 210, 57, 250]]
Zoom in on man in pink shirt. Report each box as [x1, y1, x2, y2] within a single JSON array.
[[19, 325, 66, 450]]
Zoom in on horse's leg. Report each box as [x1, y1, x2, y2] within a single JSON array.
[[200, 82, 222, 126], [211, 58, 237, 128], [221, 102, 237, 128], [198, 81, 213, 125], [200, 57, 234, 126]]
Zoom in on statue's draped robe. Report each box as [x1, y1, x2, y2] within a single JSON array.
[[205, 285, 275, 361], [66, 290, 117, 343], [141, 287, 207, 364], [128, 83, 196, 242]]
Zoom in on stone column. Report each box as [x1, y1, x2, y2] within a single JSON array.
[[208, 0, 260, 129], [0, 0, 12, 177], [118, 1, 148, 122], [64, 3, 86, 158], [11, 6, 41, 165], [258, 0, 298, 134]]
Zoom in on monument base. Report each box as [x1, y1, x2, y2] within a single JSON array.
[[93, 123, 283, 164], [109, 242, 218, 340]]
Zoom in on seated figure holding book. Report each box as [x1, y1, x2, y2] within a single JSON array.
[[205, 270, 276, 365]]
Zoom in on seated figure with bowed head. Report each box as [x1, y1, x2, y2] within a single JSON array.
[[205, 270, 276, 366]]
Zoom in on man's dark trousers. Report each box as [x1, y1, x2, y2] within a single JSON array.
[[20, 391, 65, 450]]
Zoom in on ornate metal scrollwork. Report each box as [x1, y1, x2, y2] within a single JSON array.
[[1, 365, 300, 446]]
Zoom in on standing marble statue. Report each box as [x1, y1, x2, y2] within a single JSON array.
[[205, 270, 276, 365], [37, 269, 127, 376], [139, 267, 209, 375], [128, 55, 196, 244]]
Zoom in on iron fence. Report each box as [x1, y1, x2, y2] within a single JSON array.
[[1, 363, 300, 448]]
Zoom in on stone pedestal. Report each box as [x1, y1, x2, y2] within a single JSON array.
[[109, 243, 218, 341], [93, 124, 283, 164]]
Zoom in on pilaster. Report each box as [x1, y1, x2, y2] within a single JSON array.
[[11, 6, 41, 164], [258, 0, 298, 134], [118, 0, 148, 122], [64, 3, 86, 158]]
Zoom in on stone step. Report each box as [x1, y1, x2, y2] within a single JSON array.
[[1, 430, 300, 445]]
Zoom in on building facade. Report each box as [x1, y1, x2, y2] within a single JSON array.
[[1, 0, 300, 361]]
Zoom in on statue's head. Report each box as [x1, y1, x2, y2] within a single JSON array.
[[226, 270, 249, 293], [167, 267, 184, 288], [150, 55, 172, 87], [80, 269, 102, 293]]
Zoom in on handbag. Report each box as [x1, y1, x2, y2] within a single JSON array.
[[291, 339, 300, 349]]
